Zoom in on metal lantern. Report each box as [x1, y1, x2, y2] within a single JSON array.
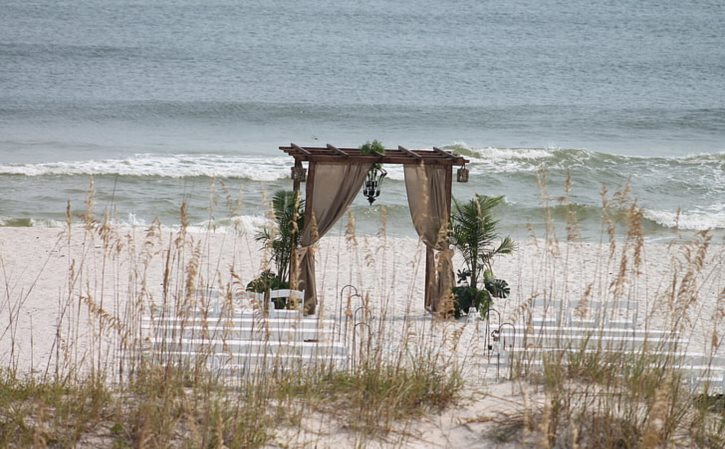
[[457, 165, 469, 183], [363, 166, 387, 204], [291, 166, 307, 182]]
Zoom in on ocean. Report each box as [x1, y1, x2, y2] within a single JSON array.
[[1, 0, 723, 240]]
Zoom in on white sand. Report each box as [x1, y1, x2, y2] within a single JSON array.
[[0, 226, 722, 447]]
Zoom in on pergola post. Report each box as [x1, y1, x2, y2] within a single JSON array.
[[299, 161, 317, 313], [289, 158, 303, 292], [425, 247, 434, 310], [442, 164, 453, 311]]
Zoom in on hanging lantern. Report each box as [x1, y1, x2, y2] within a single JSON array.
[[457, 165, 469, 183], [363, 166, 387, 204], [290, 166, 307, 182]]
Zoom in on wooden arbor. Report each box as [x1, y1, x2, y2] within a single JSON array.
[[280, 143, 469, 312]]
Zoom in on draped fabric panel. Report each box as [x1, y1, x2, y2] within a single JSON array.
[[404, 164, 454, 313], [298, 162, 371, 313]]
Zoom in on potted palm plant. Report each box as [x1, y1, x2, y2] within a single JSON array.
[[450, 194, 514, 319], [249, 190, 304, 308]]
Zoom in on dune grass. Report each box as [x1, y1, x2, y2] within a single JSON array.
[[0, 179, 465, 448], [0, 174, 722, 448], [488, 173, 724, 448]]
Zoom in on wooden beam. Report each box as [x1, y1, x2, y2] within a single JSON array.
[[326, 144, 349, 158], [303, 162, 316, 244], [280, 154, 462, 165], [442, 166, 454, 314], [280, 145, 469, 165], [425, 247, 434, 311], [289, 159, 303, 289], [302, 161, 317, 314], [433, 147, 456, 159], [291, 142, 312, 156], [398, 145, 422, 160], [444, 166, 453, 227]]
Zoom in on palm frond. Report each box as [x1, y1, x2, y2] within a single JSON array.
[[257, 190, 304, 284], [495, 236, 515, 255], [451, 194, 513, 290]]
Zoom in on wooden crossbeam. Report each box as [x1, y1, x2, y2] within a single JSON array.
[[280, 145, 469, 166], [432, 147, 456, 159], [326, 144, 349, 158], [398, 145, 422, 160], [291, 143, 312, 156]]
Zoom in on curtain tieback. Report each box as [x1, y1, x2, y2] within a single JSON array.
[[295, 246, 313, 259]]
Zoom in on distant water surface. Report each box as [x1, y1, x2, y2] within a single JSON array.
[[1, 0, 723, 239]]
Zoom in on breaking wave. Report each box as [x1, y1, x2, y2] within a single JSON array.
[[0, 154, 291, 181]]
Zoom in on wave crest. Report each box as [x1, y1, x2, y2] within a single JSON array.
[[643, 208, 725, 231], [0, 154, 291, 180]]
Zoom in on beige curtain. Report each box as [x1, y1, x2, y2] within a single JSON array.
[[404, 164, 454, 313], [298, 162, 371, 313]]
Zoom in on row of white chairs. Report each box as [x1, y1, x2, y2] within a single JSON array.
[[143, 288, 306, 318], [525, 297, 639, 329], [500, 346, 725, 394], [488, 297, 724, 393], [204, 288, 305, 316], [140, 288, 349, 378]]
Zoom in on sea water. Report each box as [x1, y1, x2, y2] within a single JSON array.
[[1, 0, 723, 240]]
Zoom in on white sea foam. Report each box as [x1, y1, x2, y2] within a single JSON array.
[[191, 215, 269, 234], [110, 214, 269, 234], [0, 216, 65, 227], [470, 146, 556, 161], [445, 142, 555, 160], [643, 208, 725, 231], [0, 154, 292, 181], [383, 165, 406, 181], [120, 213, 148, 228], [677, 150, 725, 162], [463, 148, 552, 173]]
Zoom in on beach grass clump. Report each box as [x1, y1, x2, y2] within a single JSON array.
[[495, 172, 725, 448], [119, 364, 279, 449], [527, 351, 690, 448], [0, 351, 460, 448], [0, 370, 110, 448], [19, 367, 280, 448], [295, 357, 462, 436]]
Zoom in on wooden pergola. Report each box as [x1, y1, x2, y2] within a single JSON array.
[[280, 143, 469, 312]]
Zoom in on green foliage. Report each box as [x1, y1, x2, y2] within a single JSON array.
[[360, 140, 385, 170], [245, 269, 288, 293], [246, 269, 290, 308], [452, 286, 490, 319], [483, 269, 510, 299], [255, 190, 304, 285], [359, 139, 385, 156], [450, 194, 514, 318]]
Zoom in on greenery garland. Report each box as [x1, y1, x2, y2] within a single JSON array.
[[360, 140, 385, 169]]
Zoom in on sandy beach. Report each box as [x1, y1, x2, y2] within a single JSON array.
[[1, 224, 722, 447]]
